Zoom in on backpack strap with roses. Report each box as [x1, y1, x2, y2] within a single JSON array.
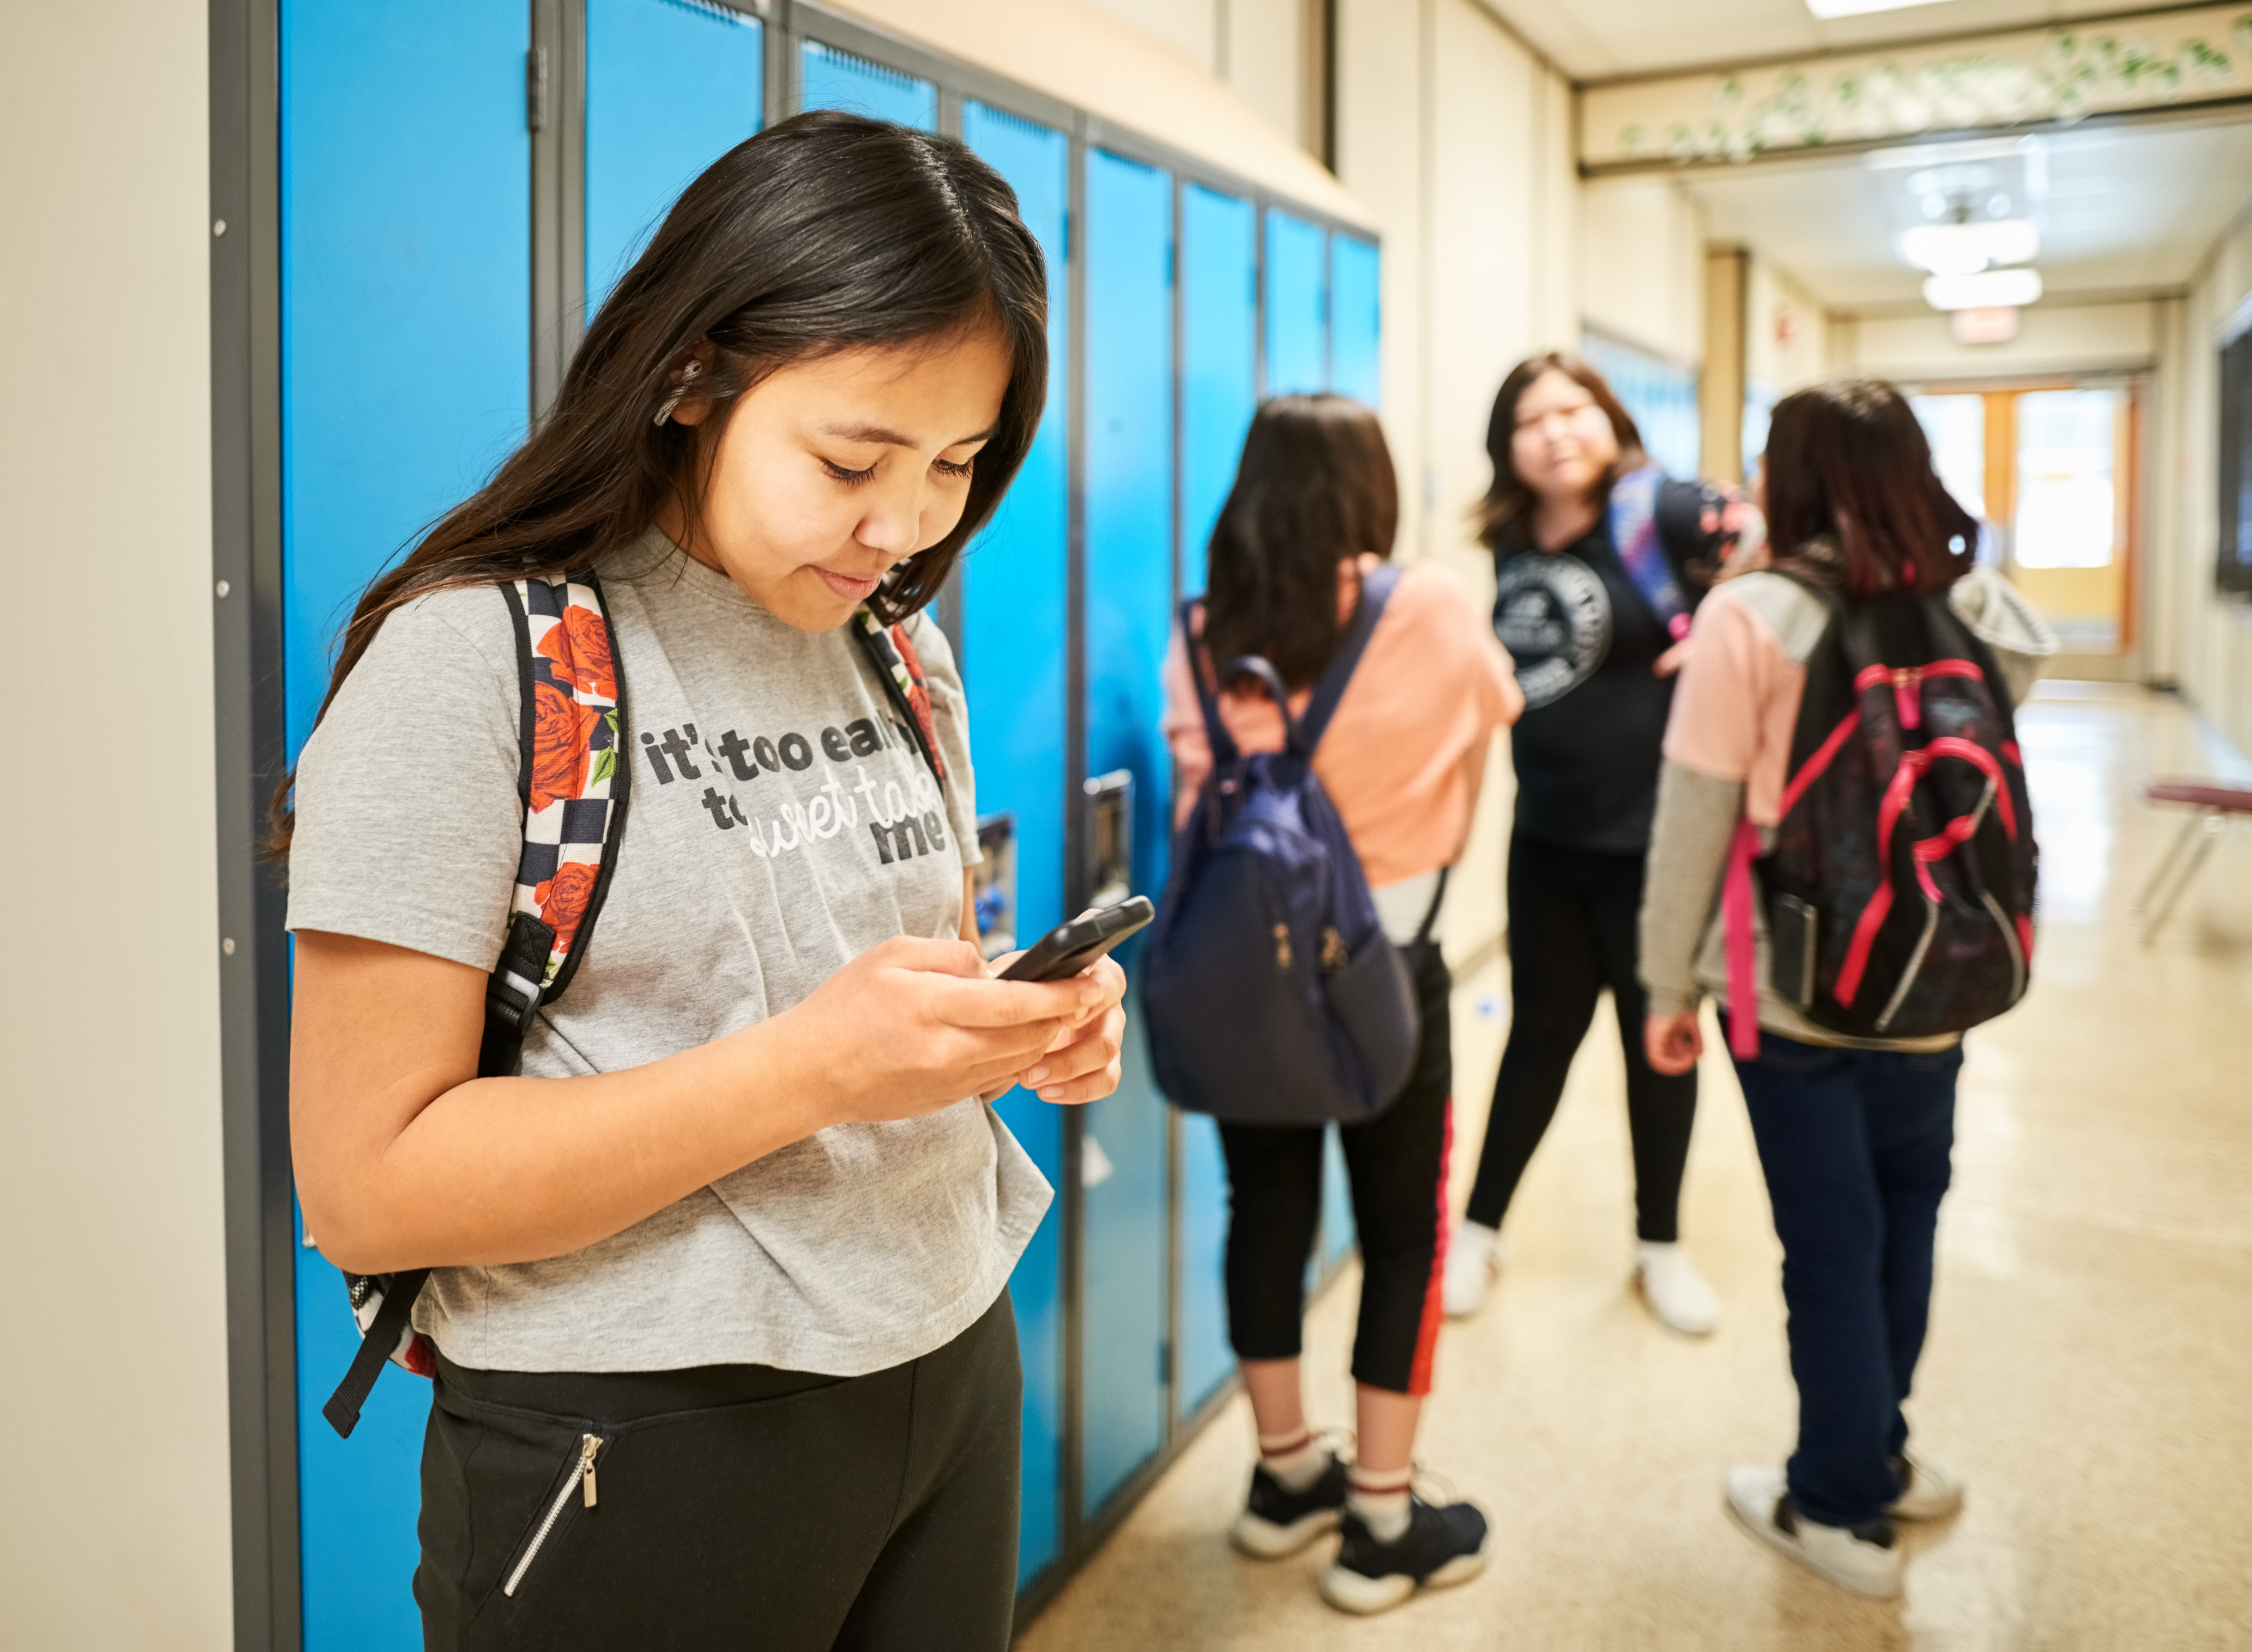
[[322, 571, 628, 1439]]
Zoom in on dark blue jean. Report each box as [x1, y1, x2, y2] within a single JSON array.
[[1735, 1033, 1961, 1528]]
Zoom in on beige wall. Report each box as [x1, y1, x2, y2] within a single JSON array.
[[2169, 208, 2252, 757], [1840, 300, 2159, 384], [1224, 0, 1317, 152], [1582, 175, 1707, 366], [1335, 0, 1578, 565], [1081, 0, 1319, 153], [0, 3, 232, 1650], [1745, 255, 1829, 395], [1335, 0, 1579, 960], [1082, 0, 1218, 71]]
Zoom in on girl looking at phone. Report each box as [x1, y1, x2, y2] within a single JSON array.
[[282, 113, 1125, 1651]]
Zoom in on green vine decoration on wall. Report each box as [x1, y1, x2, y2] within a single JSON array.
[[1616, 13, 2252, 163]]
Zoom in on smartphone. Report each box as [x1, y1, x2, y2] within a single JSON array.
[[1770, 893, 1818, 1008], [997, 897, 1155, 983]]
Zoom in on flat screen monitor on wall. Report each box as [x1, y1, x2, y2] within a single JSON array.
[[2222, 324, 2252, 596]]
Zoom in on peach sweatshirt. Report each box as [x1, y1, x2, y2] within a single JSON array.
[[1160, 559, 1523, 888]]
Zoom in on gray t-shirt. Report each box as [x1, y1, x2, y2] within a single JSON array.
[[288, 531, 1053, 1376]]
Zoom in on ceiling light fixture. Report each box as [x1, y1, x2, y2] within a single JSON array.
[[1806, 0, 1953, 18], [1902, 219, 2040, 276], [1924, 269, 2044, 310]]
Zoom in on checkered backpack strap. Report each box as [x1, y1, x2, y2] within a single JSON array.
[[483, 571, 632, 1062], [322, 570, 630, 1441]]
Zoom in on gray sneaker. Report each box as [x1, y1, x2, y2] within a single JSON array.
[[1725, 1465, 1902, 1599], [1888, 1451, 1964, 1522]]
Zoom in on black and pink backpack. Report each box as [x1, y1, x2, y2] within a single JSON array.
[[1721, 581, 2039, 1056]]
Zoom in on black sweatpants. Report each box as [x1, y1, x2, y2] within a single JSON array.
[[1463, 834, 1697, 1242], [1219, 940, 1454, 1396], [416, 1291, 1022, 1651]]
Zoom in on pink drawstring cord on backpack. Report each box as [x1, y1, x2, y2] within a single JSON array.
[[1722, 817, 1763, 1060]]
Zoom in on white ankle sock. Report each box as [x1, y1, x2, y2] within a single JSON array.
[[1259, 1431, 1329, 1493], [1348, 1465, 1413, 1542]]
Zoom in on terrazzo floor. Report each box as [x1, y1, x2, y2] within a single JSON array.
[[1017, 682, 2252, 1652]]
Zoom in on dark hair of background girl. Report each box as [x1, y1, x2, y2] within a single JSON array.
[[1203, 394, 1400, 691], [1762, 379, 1977, 596], [269, 110, 1049, 857], [1473, 351, 1648, 550]]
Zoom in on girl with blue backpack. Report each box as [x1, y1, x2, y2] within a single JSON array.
[[1445, 354, 1758, 1333], [1157, 395, 1522, 1615], [1641, 379, 2043, 1598], [279, 114, 1125, 1649]]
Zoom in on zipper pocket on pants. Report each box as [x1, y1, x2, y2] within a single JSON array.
[[502, 1431, 604, 1599]]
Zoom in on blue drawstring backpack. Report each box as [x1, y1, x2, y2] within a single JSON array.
[[1145, 565, 1421, 1126]]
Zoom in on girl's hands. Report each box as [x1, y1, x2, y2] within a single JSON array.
[[1009, 952, 1126, 1105], [1653, 637, 1693, 677], [1645, 1011, 1703, 1076], [760, 935, 1103, 1127]]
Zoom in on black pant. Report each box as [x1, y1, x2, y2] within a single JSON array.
[[1219, 941, 1454, 1396], [1737, 1035, 1960, 1526], [416, 1292, 1022, 1651], [1463, 834, 1697, 1242]]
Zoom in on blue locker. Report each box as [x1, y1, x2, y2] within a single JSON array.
[[1332, 235, 1381, 408], [1173, 181, 1258, 1419], [280, 2, 532, 1646], [1263, 210, 1328, 398], [1178, 183, 1257, 596], [1079, 147, 1175, 1519], [585, 0, 764, 315], [959, 99, 1071, 1588], [799, 38, 937, 128]]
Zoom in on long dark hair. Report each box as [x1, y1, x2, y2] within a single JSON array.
[[1473, 351, 1647, 550], [1763, 379, 1976, 596], [271, 110, 1049, 856], [1204, 395, 1400, 691]]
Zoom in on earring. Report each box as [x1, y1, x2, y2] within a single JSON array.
[[654, 356, 706, 427]]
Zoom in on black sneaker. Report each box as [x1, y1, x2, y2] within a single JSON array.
[[1228, 1452, 1348, 1558], [1318, 1492, 1490, 1614]]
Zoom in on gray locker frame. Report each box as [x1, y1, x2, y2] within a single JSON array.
[[205, 0, 1378, 1643], [210, 1, 294, 1645]]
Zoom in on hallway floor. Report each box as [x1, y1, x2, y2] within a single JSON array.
[[1019, 683, 2252, 1651]]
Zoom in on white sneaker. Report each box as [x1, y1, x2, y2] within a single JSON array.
[[1888, 1452, 1965, 1522], [1442, 1222, 1500, 1319], [1635, 1241, 1720, 1336], [1725, 1465, 1902, 1599]]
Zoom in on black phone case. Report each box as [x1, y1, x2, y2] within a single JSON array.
[[1000, 899, 1153, 982]]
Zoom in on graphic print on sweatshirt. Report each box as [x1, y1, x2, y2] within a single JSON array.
[[1494, 552, 1611, 709], [636, 704, 951, 871]]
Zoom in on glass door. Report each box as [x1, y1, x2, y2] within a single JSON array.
[[1910, 381, 2139, 657], [2011, 387, 2131, 652]]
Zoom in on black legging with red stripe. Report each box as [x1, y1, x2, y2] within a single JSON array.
[[1219, 940, 1454, 1396]]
